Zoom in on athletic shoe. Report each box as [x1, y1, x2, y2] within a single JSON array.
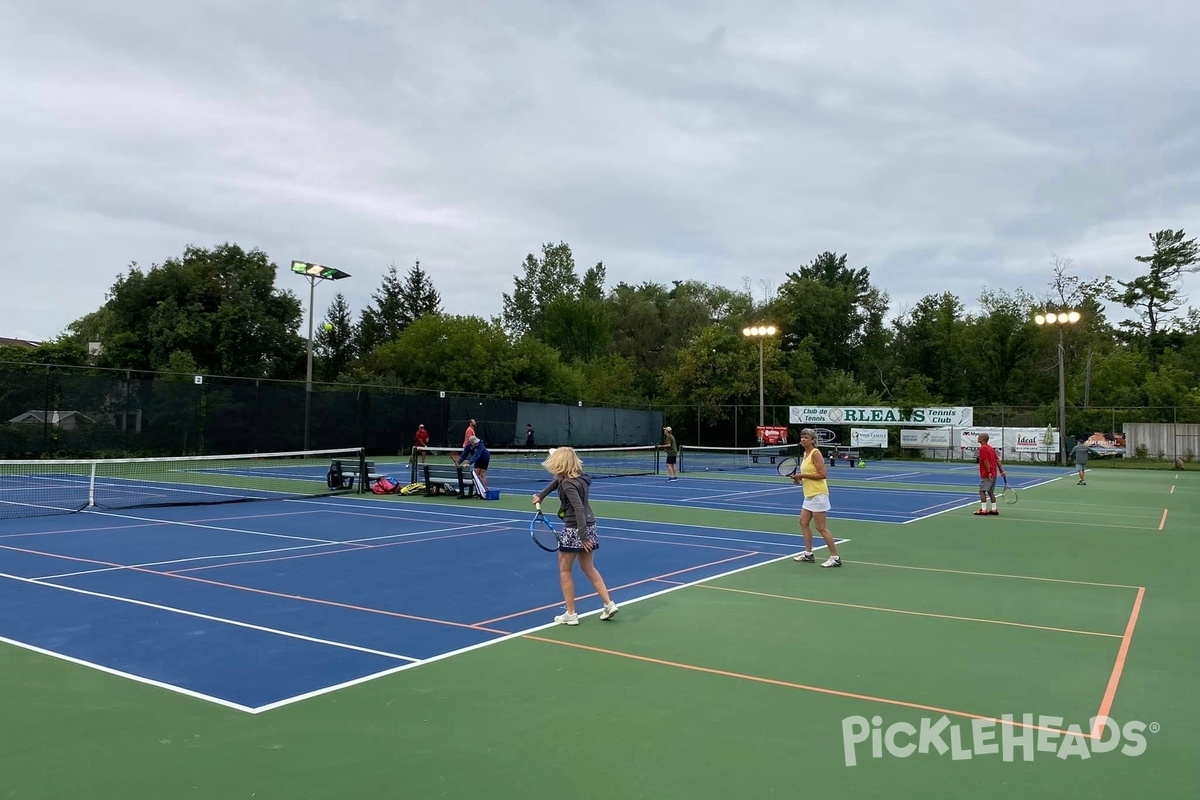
[[821, 556, 842, 568], [793, 552, 815, 563], [599, 602, 619, 620], [554, 612, 579, 626], [987, 509, 999, 516], [973, 510, 989, 516]]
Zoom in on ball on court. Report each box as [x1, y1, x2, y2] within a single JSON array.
[[323, 321, 334, 331]]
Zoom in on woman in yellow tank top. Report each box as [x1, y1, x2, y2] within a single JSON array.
[[791, 428, 842, 568]]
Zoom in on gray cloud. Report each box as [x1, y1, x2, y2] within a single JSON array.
[[2, 0, 1198, 342]]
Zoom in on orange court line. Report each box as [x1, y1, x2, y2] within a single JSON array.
[[1092, 586, 1145, 738], [472, 551, 761, 626], [1158, 509, 1168, 530], [697, 584, 1124, 638], [526, 635, 1092, 739], [849, 559, 1141, 590]]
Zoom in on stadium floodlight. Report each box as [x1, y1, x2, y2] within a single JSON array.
[[743, 324, 779, 427], [1035, 308, 1082, 465], [293, 260, 351, 450]]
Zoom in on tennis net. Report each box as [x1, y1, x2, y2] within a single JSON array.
[[411, 445, 660, 486], [679, 444, 794, 473], [0, 447, 366, 520]]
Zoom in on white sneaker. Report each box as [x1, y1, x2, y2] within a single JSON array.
[[554, 612, 579, 626], [821, 556, 842, 568], [599, 602, 619, 620], [793, 552, 815, 563]]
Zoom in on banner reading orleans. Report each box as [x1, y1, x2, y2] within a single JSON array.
[[788, 406, 974, 427]]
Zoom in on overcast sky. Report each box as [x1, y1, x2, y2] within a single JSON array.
[[3, 0, 1198, 342]]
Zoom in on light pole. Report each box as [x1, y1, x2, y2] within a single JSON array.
[[1035, 309, 1081, 465], [742, 324, 778, 429], [292, 260, 351, 451]]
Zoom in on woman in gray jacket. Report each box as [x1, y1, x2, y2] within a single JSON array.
[[533, 447, 620, 626]]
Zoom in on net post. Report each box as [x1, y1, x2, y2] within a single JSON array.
[[88, 461, 97, 508], [357, 448, 368, 494]]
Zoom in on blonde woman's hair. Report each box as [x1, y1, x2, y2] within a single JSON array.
[[542, 447, 583, 479]]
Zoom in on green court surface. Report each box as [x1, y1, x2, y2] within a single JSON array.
[[2, 467, 1197, 799]]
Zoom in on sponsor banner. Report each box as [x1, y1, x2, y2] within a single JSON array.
[[789, 406, 973, 427], [900, 428, 953, 448], [958, 428, 1059, 453], [1013, 427, 1058, 453], [850, 428, 888, 447], [755, 425, 788, 445]]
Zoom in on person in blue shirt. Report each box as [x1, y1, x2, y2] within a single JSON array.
[[456, 436, 491, 495]]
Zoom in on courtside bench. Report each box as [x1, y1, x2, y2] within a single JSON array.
[[422, 463, 477, 498], [328, 458, 378, 491]]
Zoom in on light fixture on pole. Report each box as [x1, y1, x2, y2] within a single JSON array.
[[742, 324, 778, 428], [1034, 309, 1082, 465], [292, 260, 351, 451]]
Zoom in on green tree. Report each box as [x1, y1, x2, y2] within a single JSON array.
[[890, 292, 968, 401], [775, 252, 889, 381], [315, 293, 356, 381], [67, 244, 303, 377], [360, 314, 583, 402], [501, 242, 583, 338], [1113, 229, 1200, 362], [960, 288, 1040, 404], [543, 295, 611, 363], [356, 264, 405, 356], [398, 260, 443, 328], [659, 324, 796, 426]]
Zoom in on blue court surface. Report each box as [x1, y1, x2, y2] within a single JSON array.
[[543, 463, 1065, 523], [0, 497, 838, 712]]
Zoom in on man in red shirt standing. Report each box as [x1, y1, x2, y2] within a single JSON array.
[[414, 424, 429, 464], [975, 432, 1006, 516]]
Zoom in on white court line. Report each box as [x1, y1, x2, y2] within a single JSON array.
[[0, 634, 256, 713], [35, 520, 520, 580], [82, 509, 344, 545], [249, 547, 827, 714], [0, 570, 419, 662], [600, 523, 820, 551], [680, 484, 795, 502]]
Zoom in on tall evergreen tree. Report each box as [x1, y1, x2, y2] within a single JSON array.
[[398, 260, 442, 328], [356, 264, 406, 356], [501, 242, 582, 338], [315, 293, 356, 381], [1114, 229, 1200, 363]]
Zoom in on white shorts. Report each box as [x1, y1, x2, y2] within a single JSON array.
[[802, 494, 831, 512]]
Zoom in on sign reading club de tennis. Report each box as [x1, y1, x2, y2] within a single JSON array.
[[789, 406, 974, 427]]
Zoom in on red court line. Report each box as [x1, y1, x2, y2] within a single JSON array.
[[0, 541, 508, 635], [527, 635, 1089, 738], [1091, 586, 1145, 738], [472, 552, 762, 626], [1158, 509, 1168, 530], [0, 522, 166, 540]]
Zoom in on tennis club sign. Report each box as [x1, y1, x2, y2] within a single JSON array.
[[789, 406, 973, 427]]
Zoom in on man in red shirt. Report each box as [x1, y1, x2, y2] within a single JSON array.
[[463, 419, 476, 447], [975, 432, 1006, 516], [414, 424, 429, 464]]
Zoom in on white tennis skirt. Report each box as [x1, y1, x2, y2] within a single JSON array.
[[802, 494, 831, 512]]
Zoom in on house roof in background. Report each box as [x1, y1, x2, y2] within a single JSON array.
[[0, 337, 42, 348]]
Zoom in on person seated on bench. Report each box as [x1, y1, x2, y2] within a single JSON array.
[[455, 436, 491, 496]]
